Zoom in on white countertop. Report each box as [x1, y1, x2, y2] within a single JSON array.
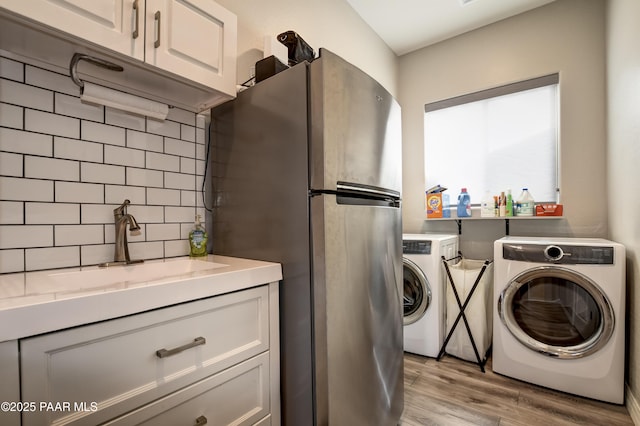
[[0, 255, 282, 342]]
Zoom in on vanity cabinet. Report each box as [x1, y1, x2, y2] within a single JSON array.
[[0, 0, 237, 109], [18, 284, 278, 426], [0, 341, 20, 426]]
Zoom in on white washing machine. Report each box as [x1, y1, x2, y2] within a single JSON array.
[[403, 233, 458, 357], [493, 236, 625, 403]]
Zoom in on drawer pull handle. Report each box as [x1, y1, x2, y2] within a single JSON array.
[[156, 337, 206, 358], [154, 10, 161, 48], [195, 416, 208, 425], [132, 0, 139, 39]]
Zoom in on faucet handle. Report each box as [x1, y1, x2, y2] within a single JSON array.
[[114, 199, 131, 216]]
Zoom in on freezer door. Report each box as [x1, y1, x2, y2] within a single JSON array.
[[309, 49, 402, 194], [311, 193, 404, 426]]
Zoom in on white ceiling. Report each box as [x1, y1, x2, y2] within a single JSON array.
[[345, 0, 557, 56]]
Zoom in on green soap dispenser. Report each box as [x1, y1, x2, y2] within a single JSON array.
[[189, 214, 208, 257]]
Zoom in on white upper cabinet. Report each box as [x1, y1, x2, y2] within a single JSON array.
[[0, 0, 145, 60], [0, 0, 237, 108], [145, 0, 236, 96]]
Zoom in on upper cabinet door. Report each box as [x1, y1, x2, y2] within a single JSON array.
[[145, 0, 237, 96], [0, 0, 145, 60]]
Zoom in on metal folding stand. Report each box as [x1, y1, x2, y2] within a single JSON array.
[[436, 253, 493, 372]]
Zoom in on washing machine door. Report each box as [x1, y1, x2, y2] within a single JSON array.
[[498, 266, 614, 359], [403, 258, 432, 325]]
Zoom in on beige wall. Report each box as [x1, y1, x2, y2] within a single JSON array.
[[606, 0, 640, 420], [215, 0, 398, 98], [398, 0, 607, 260]]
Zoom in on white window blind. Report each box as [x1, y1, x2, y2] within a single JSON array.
[[424, 74, 559, 206]]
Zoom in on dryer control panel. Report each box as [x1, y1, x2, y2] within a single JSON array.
[[402, 240, 431, 255], [502, 243, 614, 264]]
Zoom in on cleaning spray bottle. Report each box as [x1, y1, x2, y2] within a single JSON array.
[[189, 214, 208, 257]]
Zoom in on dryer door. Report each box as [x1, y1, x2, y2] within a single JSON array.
[[403, 258, 431, 325], [498, 266, 614, 358]]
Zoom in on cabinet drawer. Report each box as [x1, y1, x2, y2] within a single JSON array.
[[104, 352, 271, 426], [21, 286, 269, 426]]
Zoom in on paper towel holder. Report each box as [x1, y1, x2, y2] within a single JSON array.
[[69, 53, 169, 120], [69, 53, 124, 89]]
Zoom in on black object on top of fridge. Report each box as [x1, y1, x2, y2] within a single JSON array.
[[209, 48, 403, 426]]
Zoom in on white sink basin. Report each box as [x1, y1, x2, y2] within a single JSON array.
[[44, 258, 228, 293]]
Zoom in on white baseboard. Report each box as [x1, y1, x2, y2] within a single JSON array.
[[626, 384, 640, 425]]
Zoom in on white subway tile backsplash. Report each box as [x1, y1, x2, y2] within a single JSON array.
[[165, 138, 195, 158], [25, 246, 79, 271], [0, 57, 23, 81], [180, 124, 196, 142], [106, 108, 145, 131], [0, 127, 53, 156], [26, 66, 78, 96], [55, 181, 104, 203], [127, 205, 164, 223], [164, 239, 189, 257], [81, 204, 116, 224], [146, 223, 180, 241], [128, 241, 164, 260], [25, 156, 79, 181], [181, 157, 196, 174], [26, 109, 79, 138], [146, 151, 179, 172], [165, 172, 195, 190], [81, 162, 125, 185], [127, 130, 163, 152], [167, 107, 196, 126], [26, 202, 79, 224], [0, 78, 53, 111], [165, 206, 196, 223], [0, 249, 24, 273], [0, 201, 23, 224], [81, 243, 114, 266], [82, 121, 125, 146], [54, 137, 103, 162], [0, 103, 23, 129], [0, 152, 23, 177], [147, 188, 180, 206], [0, 225, 53, 249], [0, 177, 53, 201], [1, 55, 204, 272], [55, 224, 104, 246], [104, 145, 145, 167], [126, 167, 163, 188], [104, 185, 145, 205], [147, 118, 180, 138], [181, 190, 197, 207], [55, 93, 104, 121]]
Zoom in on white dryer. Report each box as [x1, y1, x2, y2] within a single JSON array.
[[493, 236, 625, 404], [403, 234, 458, 357]]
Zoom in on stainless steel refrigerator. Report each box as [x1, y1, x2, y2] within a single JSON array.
[[209, 49, 403, 426]]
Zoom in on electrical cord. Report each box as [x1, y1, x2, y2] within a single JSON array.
[[201, 120, 213, 213]]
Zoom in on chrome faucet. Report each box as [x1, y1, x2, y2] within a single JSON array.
[[101, 199, 143, 267]]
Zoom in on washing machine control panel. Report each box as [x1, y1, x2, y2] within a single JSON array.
[[403, 240, 431, 255], [503, 243, 614, 264]]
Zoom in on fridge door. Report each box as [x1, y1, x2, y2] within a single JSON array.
[[309, 49, 402, 194], [311, 193, 404, 426]]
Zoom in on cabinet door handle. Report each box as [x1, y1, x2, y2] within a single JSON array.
[[132, 0, 139, 39], [195, 416, 208, 426], [156, 337, 206, 358], [154, 10, 161, 48]]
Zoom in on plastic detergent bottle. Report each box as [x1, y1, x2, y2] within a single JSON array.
[[505, 189, 514, 217], [457, 188, 471, 217], [516, 188, 535, 216], [480, 191, 494, 217]]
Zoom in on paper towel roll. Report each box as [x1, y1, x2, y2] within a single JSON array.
[[81, 82, 169, 120]]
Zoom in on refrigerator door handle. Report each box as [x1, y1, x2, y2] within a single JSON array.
[[336, 181, 400, 200]]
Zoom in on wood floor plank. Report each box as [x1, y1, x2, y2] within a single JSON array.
[[400, 353, 634, 425]]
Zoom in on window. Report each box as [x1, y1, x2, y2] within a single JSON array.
[[424, 74, 559, 206]]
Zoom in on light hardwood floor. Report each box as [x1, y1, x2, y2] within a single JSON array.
[[401, 353, 634, 426]]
